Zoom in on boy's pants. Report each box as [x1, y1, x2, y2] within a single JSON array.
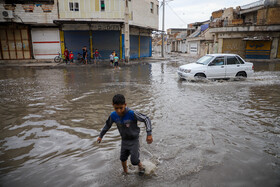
[[120, 139, 140, 165]]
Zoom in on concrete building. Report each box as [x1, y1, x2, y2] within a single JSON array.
[[0, 0, 159, 61], [55, 0, 159, 60], [209, 0, 280, 59], [0, 0, 59, 60]]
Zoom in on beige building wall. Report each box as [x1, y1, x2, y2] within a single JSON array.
[[59, 0, 125, 20], [130, 0, 159, 29], [58, 0, 159, 30]]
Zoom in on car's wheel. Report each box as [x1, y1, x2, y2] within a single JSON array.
[[236, 71, 247, 78], [194, 73, 206, 80]]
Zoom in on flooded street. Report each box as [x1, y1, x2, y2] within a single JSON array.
[[0, 56, 280, 186]]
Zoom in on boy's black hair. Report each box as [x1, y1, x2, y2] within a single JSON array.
[[113, 94, 125, 105]]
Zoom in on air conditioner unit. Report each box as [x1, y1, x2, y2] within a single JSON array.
[[2, 10, 14, 19]]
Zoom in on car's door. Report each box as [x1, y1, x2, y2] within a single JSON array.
[[206, 56, 226, 78], [225, 56, 242, 78]]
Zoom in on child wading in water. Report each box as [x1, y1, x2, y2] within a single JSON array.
[[97, 94, 153, 176]]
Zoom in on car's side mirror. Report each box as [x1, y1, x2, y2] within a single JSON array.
[[208, 62, 214, 66]]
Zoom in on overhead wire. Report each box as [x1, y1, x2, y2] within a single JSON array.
[[166, 3, 187, 25]]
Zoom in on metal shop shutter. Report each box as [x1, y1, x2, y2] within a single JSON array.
[[245, 40, 272, 59], [92, 30, 120, 59], [64, 31, 90, 59], [140, 36, 151, 58], [130, 35, 139, 59], [189, 42, 198, 54], [31, 28, 60, 59], [0, 28, 31, 60], [222, 39, 245, 58]]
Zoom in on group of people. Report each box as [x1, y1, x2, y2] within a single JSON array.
[[110, 51, 120, 69], [63, 46, 119, 68], [63, 48, 74, 64]]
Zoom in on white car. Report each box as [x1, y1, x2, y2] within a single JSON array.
[[177, 54, 254, 80]]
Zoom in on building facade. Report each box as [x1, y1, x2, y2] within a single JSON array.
[[210, 0, 280, 59], [154, 0, 280, 60], [56, 0, 158, 60], [0, 0, 59, 60], [0, 0, 159, 61]]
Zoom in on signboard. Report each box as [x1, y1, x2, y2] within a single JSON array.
[[245, 40, 271, 59], [90, 24, 121, 31]]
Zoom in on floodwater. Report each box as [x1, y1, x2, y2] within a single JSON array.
[[0, 56, 280, 187]]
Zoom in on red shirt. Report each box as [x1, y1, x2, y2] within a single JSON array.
[[69, 53, 74, 60], [94, 51, 100, 57], [64, 50, 69, 57]]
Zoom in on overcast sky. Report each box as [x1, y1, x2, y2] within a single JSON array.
[[158, 0, 258, 30]]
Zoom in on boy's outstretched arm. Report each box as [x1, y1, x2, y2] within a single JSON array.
[[97, 115, 113, 143], [134, 111, 153, 144]]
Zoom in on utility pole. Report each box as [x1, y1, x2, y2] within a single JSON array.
[[124, 0, 130, 62], [161, 0, 165, 57]]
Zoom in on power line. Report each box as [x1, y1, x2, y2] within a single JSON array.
[[166, 3, 187, 25]]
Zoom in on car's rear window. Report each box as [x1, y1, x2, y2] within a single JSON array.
[[196, 56, 214, 65], [227, 56, 240, 65]]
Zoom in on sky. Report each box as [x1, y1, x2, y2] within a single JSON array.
[[158, 0, 258, 30]]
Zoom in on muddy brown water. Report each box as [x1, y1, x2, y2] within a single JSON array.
[[0, 57, 279, 186]]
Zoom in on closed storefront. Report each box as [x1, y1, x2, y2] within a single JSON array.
[[140, 36, 151, 58], [245, 40, 272, 59], [222, 39, 245, 58], [64, 30, 120, 60], [64, 31, 90, 59], [31, 28, 60, 59], [130, 35, 139, 59], [0, 26, 31, 60], [92, 30, 120, 59], [189, 42, 198, 54]]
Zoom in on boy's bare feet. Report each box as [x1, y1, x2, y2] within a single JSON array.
[[138, 162, 145, 176], [122, 161, 128, 174]]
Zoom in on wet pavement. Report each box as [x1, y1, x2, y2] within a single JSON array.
[[0, 54, 280, 186]]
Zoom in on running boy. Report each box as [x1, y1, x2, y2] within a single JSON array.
[[97, 94, 153, 176]]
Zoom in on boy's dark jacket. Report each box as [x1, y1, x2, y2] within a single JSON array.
[[99, 108, 152, 140]]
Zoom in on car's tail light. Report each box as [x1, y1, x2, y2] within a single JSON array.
[[252, 65, 254, 70]]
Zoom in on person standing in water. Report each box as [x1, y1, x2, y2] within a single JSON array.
[[97, 94, 153, 176], [114, 53, 119, 69]]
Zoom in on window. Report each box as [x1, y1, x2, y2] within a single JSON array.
[[150, 2, 154, 13], [157, 5, 159, 15], [236, 56, 245, 64], [69, 2, 79, 11], [101, 0, 105, 11], [69, 2, 73, 11], [227, 56, 240, 65], [74, 2, 79, 11], [196, 55, 214, 65], [210, 57, 225, 66]]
